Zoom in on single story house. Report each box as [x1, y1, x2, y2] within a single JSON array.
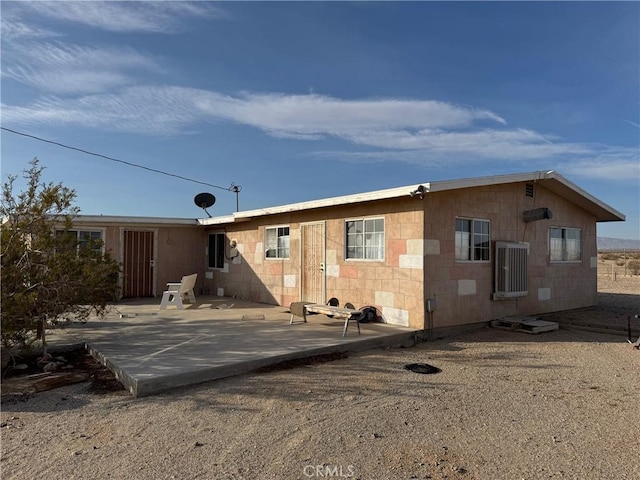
[[71, 170, 624, 332]]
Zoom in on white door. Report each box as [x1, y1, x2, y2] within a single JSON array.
[[300, 222, 325, 304]]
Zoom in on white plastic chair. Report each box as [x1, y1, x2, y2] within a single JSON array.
[[159, 273, 197, 310]]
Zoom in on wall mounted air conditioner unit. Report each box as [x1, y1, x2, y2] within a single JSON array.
[[493, 241, 528, 299]]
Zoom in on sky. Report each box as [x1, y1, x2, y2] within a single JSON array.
[[1, 1, 639, 240]]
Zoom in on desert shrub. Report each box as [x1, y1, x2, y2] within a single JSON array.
[[600, 252, 621, 261], [628, 259, 640, 276], [1, 159, 121, 350]]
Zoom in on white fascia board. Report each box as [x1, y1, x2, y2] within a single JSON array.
[[427, 170, 551, 192], [229, 184, 430, 220], [198, 215, 237, 226], [72, 215, 200, 226], [234, 171, 554, 220], [428, 170, 624, 222], [199, 172, 546, 225], [195, 170, 624, 225], [542, 171, 625, 222]]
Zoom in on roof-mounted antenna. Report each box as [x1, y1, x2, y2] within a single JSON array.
[[230, 183, 242, 212], [194, 192, 216, 218]]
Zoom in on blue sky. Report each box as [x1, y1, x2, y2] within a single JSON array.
[[2, 1, 639, 239]]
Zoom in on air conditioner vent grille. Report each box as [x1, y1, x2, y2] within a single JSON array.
[[494, 241, 528, 299]]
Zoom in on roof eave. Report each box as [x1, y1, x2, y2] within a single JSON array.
[[71, 215, 201, 226], [541, 172, 626, 222], [195, 170, 625, 225]]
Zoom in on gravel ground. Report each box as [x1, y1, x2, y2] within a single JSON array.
[[540, 276, 640, 332], [1, 278, 639, 480]]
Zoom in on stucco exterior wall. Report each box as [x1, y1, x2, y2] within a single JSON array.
[[205, 181, 600, 330], [75, 222, 206, 298], [423, 181, 598, 328], [205, 198, 426, 328], [76, 176, 601, 329], [154, 227, 207, 295]]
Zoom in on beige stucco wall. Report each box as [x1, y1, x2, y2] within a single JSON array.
[[77, 223, 206, 298], [205, 198, 426, 328], [423, 181, 598, 329], [75, 177, 601, 329], [154, 227, 207, 295], [205, 181, 600, 330]]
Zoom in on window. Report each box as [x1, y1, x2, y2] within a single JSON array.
[[208, 233, 226, 268], [455, 218, 490, 262], [56, 229, 103, 255], [345, 218, 384, 260], [549, 227, 581, 262], [265, 226, 290, 259]]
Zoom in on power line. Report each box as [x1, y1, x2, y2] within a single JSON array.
[[1, 126, 238, 192]]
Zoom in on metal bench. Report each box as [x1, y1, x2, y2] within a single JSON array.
[[302, 303, 362, 337]]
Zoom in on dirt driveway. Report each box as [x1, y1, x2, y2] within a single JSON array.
[[1, 277, 639, 480]]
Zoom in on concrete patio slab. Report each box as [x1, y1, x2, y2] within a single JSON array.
[[54, 297, 418, 397]]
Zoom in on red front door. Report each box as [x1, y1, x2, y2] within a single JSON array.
[[123, 230, 154, 298]]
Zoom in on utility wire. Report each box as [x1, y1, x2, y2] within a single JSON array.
[[1, 126, 238, 192]]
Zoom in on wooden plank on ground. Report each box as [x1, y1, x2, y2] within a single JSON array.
[[491, 316, 559, 334]]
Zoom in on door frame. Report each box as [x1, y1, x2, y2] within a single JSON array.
[[120, 228, 158, 298], [299, 221, 326, 304]]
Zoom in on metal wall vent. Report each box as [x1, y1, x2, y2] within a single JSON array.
[[525, 183, 534, 197]]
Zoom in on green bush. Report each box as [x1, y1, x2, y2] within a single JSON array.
[[1, 159, 121, 351]]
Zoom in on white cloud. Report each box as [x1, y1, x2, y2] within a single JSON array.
[[2, 87, 509, 134], [3, 86, 637, 177], [1, 2, 220, 94], [0, 17, 60, 40], [203, 93, 506, 135], [559, 155, 640, 181], [335, 128, 566, 154], [17, 1, 223, 33], [4, 41, 162, 95]]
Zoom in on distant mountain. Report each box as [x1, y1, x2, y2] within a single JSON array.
[[597, 237, 640, 251]]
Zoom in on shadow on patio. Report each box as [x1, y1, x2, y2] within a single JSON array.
[[49, 296, 418, 397]]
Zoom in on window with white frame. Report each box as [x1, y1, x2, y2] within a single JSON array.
[[208, 232, 226, 268], [265, 226, 290, 259], [549, 227, 581, 262], [345, 218, 385, 260], [56, 229, 103, 255], [455, 218, 490, 262]]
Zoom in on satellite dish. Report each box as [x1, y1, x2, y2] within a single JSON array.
[[194, 192, 216, 217]]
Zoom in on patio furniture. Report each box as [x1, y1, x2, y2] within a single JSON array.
[[303, 303, 362, 337], [159, 273, 197, 310], [343, 302, 362, 336], [289, 301, 311, 324]]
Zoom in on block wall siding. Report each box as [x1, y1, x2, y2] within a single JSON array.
[[91, 225, 206, 298], [154, 227, 207, 296], [423, 182, 598, 328], [204, 199, 426, 328]]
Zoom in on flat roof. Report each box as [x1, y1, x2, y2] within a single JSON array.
[[70, 171, 624, 226], [71, 215, 200, 226], [199, 170, 625, 225]]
